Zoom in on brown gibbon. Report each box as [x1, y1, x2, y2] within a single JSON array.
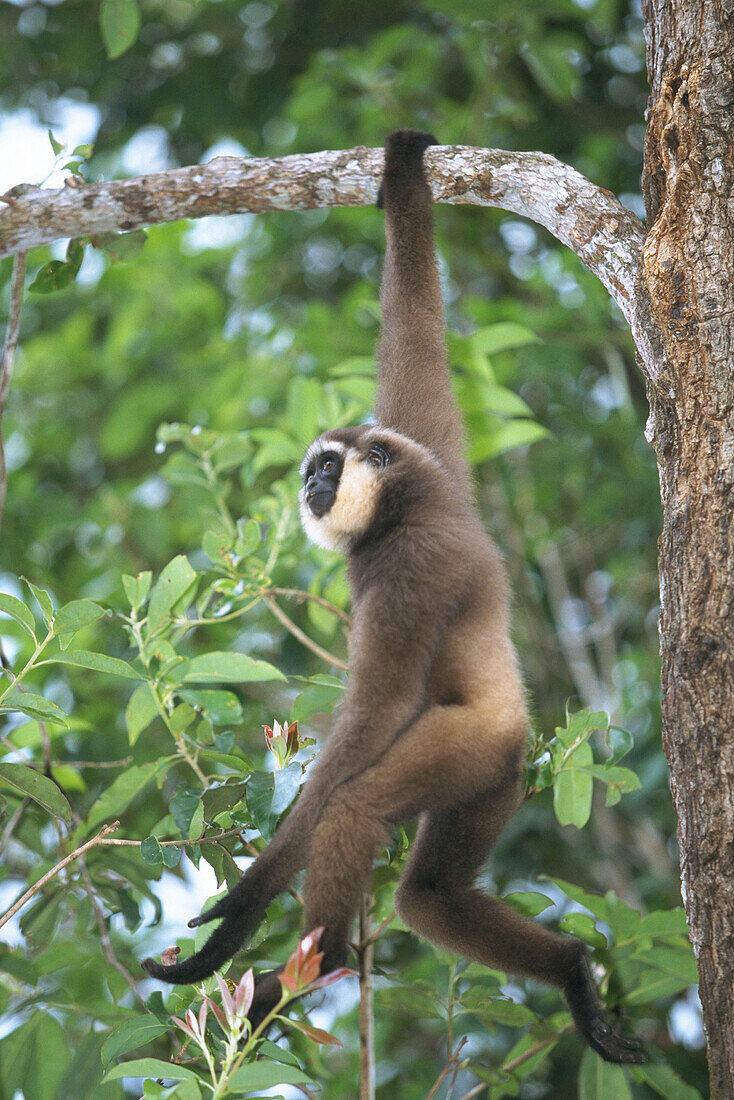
[[143, 130, 644, 1065]]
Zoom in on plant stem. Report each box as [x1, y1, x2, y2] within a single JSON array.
[[358, 894, 376, 1100], [0, 821, 120, 930]]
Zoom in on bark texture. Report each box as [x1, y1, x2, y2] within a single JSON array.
[[642, 2, 734, 1095]]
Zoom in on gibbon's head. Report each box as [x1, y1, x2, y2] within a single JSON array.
[[299, 426, 442, 553]]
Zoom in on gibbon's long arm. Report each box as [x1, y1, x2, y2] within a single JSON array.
[[376, 131, 472, 497]]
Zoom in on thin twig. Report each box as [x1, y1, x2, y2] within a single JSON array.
[[47, 757, 133, 769], [0, 796, 30, 854], [357, 908, 396, 950], [0, 821, 120, 930], [261, 594, 348, 671], [267, 587, 352, 628], [501, 1027, 572, 1075], [455, 1084, 486, 1100], [0, 823, 258, 929], [358, 894, 376, 1100], [0, 252, 26, 533], [79, 856, 146, 1005], [425, 1037, 468, 1100]]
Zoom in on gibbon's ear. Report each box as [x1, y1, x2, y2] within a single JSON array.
[[376, 129, 438, 208]]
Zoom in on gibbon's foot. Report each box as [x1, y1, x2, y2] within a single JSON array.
[[564, 949, 647, 1064]]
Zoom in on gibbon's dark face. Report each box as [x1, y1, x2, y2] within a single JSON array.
[[299, 429, 399, 553]]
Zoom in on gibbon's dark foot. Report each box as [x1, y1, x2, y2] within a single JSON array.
[[376, 128, 438, 208], [564, 949, 647, 1064]]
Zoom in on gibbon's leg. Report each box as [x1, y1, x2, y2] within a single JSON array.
[[245, 789, 388, 1028], [241, 702, 526, 1022], [395, 793, 646, 1065], [142, 623, 438, 983]]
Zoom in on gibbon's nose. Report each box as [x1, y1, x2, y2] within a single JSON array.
[[305, 477, 335, 517]]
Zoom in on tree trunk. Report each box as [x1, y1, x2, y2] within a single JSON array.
[[641, 3, 734, 1094]]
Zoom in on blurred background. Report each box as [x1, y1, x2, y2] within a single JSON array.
[[0, 1, 707, 1097]]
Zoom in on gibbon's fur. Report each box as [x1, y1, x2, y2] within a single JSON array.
[[143, 130, 644, 1064]]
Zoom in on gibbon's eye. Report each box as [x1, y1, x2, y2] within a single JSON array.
[[322, 459, 336, 475], [367, 445, 389, 469]]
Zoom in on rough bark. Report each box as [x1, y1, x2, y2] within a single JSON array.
[[641, 2, 734, 1095], [0, 146, 644, 338]]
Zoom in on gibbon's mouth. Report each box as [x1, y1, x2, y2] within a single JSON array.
[[306, 488, 335, 517]]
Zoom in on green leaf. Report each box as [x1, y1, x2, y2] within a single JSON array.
[[99, 0, 141, 59], [558, 912, 607, 949], [0, 762, 72, 822], [210, 432, 251, 472], [606, 725, 634, 762], [103, 1058, 198, 1083], [188, 800, 205, 840], [44, 650, 138, 679], [235, 517, 261, 556], [548, 879, 609, 923], [85, 760, 162, 832], [637, 908, 689, 938], [0, 593, 37, 639], [462, 993, 536, 1026], [170, 786, 202, 835], [23, 579, 53, 624], [54, 598, 106, 638], [126, 682, 160, 745], [122, 571, 152, 611], [469, 323, 540, 357], [272, 761, 302, 815], [631, 1063, 703, 1100], [94, 229, 148, 261], [48, 129, 64, 155], [471, 381, 534, 418], [147, 555, 197, 632], [29, 241, 85, 293], [578, 1047, 632, 1099], [162, 844, 181, 868], [553, 740, 593, 827], [468, 418, 549, 464], [227, 1062, 316, 1091], [555, 708, 609, 748], [0, 689, 69, 727], [633, 946, 698, 983], [72, 143, 94, 159], [202, 528, 233, 564], [180, 651, 286, 684], [250, 428, 303, 475], [246, 770, 275, 839], [0, 1012, 70, 1099], [291, 679, 343, 722], [140, 835, 165, 864], [178, 689, 243, 725], [626, 968, 692, 1005], [101, 1017, 170, 1065], [502, 891, 554, 917], [170, 702, 196, 734]]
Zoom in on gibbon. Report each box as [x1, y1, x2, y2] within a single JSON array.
[[143, 130, 644, 1064]]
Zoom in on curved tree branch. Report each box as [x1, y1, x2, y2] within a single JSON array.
[[0, 145, 645, 343]]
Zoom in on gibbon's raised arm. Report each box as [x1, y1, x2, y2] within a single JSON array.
[[376, 131, 471, 496]]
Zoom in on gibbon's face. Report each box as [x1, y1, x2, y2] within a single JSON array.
[[299, 430, 392, 553]]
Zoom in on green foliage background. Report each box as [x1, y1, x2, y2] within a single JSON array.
[[0, 1, 708, 1097]]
